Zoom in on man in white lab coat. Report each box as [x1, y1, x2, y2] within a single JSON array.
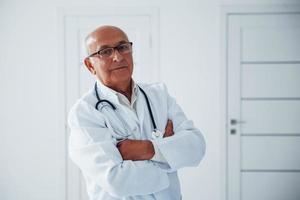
[[68, 25, 206, 200]]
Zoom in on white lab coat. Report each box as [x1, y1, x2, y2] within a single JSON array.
[[68, 82, 206, 200]]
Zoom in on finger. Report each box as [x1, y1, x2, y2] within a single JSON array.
[[165, 120, 173, 132], [165, 120, 171, 129], [117, 139, 128, 147], [168, 120, 173, 129], [164, 121, 174, 138]]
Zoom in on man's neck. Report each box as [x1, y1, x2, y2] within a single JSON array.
[[107, 79, 133, 102]]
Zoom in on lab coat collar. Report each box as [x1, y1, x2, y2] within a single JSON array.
[[96, 80, 138, 107]]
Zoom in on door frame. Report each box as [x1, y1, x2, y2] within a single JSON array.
[[220, 5, 300, 200], [57, 6, 160, 200]]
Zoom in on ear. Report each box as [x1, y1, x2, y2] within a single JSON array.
[[84, 57, 96, 75]]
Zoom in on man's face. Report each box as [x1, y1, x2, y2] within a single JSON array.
[[85, 28, 134, 88]]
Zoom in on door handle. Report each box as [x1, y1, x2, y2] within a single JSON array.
[[230, 119, 246, 125], [229, 119, 245, 135]]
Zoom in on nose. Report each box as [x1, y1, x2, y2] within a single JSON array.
[[112, 49, 124, 62]]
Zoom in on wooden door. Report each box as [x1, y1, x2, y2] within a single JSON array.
[[227, 11, 300, 200]]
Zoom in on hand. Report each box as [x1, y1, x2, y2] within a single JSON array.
[[117, 139, 155, 161], [163, 119, 174, 138]]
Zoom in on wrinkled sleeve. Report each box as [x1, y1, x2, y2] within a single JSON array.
[[152, 85, 206, 172], [68, 101, 169, 198]]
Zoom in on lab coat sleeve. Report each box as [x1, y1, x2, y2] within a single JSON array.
[[68, 101, 169, 198], [150, 142, 167, 162], [152, 84, 206, 171]]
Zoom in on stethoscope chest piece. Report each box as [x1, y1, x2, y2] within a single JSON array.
[[152, 130, 163, 139]]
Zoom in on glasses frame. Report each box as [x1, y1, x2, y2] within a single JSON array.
[[86, 42, 133, 59]]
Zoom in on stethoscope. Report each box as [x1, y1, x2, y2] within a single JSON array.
[[94, 82, 163, 139]]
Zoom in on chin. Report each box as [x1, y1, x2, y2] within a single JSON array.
[[111, 74, 131, 83], [113, 69, 132, 79]]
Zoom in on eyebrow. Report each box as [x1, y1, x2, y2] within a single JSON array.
[[97, 40, 128, 51]]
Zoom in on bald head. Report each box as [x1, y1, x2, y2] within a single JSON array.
[[85, 25, 129, 55]]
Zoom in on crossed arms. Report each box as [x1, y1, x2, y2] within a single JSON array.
[[117, 120, 174, 161], [68, 87, 206, 197]]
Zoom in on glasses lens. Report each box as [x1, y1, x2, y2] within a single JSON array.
[[96, 42, 132, 58], [99, 48, 114, 58], [117, 43, 132, 53]]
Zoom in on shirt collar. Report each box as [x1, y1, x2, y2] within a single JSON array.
[[96, 80, 138, 108]]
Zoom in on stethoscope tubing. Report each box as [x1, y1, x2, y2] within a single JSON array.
[[137, 86, 157, 131], [94, 82, 157, 131]]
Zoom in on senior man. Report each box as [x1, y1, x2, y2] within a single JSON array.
[[68, 25, 206, 200]]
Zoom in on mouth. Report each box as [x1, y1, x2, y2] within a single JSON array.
[[111, 66, 127, 71]]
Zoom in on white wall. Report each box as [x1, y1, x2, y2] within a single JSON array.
[[0, 0, 299, 200]]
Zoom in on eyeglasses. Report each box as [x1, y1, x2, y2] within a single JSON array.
[[87, 42, 133, 59]]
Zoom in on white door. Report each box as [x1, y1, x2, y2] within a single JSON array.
[[63, 8, 159, 200], [227, 11, 300, 200]]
